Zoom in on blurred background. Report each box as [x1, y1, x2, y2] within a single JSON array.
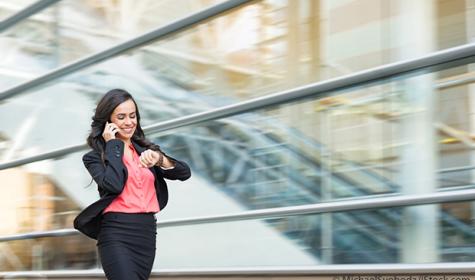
[[0, 0, 474, 274]]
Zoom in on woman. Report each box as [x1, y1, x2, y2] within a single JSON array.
[[74, 89, 191, 280]]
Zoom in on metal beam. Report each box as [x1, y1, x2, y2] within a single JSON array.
[[0, 0, 61, 33], [0, 0, 253, 102], [2, 42, 475, 170], [0, 143, 87, 170], [0, 188, 474, 242], [439, 165, 475, 173], [0, 262, 474, 277]]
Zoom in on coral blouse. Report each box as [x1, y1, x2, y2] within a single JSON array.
[[103, 144, 160, 214]]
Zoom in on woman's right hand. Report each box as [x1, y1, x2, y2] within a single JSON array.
[[102, 122, 119, 142]]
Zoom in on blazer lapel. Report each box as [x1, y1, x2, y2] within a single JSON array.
[[132, 141, 146, 154]]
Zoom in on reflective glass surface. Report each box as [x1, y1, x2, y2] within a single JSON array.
[[0, 0, 474, 273], [0, 0, 38, 21], [1, 202, 473, 270]]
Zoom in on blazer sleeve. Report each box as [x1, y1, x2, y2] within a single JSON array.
[[82, 139, 127, 194], [155, 155, 191, 181]]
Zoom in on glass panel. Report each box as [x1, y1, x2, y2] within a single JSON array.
[[0, 0, 226, 84], [0, 0, 38, 21], [0, 150, 473, 270], [1, 0, 472, 100], [436, 66, 475, 190], [0, 236, 97, 271], [0, 151, 97, 235], [156, 202, 473, 268], [0, 0, 474, 272], [1, 0, 475, 162], [0, 2, 58, 88], [1, 63, 475, 200], [0, 151, 99, 271], [441, 201, 475, 262]]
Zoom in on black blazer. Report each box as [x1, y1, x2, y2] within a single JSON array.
[[73, 139, 191, 239]]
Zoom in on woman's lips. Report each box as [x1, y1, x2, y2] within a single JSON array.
[[122, 127, 135, 134]]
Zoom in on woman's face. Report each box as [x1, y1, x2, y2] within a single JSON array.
[[109, 99, 137, 141]]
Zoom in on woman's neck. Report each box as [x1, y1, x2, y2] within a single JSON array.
[[119, 137, 132, 146]]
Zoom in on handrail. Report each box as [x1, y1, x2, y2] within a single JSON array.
[[0, 0, 61, 33], [2, 43, 475, 170], [0, 142, 87, 170], [0, 262, 474, 278], [438, 165, 475, 173], [1, 188, 474, 242], [0, 0, 253, 101]]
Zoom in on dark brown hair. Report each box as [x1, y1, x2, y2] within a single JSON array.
[[86, 89, 161, 159]]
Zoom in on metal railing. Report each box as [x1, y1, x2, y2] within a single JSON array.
[[1, 188, 474, 242], [2, 42, 475, 170], [0, 0, 61, 33], [0, 262, 474, 278], [0, 0, 253, 101], [1, 1, 475, 274]]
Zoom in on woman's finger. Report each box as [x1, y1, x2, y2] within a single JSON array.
[[141, 150, 151, 164], [146, 150, 155, 163], [142, 153, 153, 167], [151, 151, 159, 162], [102, 122, 117, 141], [139, 156, 148, 167]]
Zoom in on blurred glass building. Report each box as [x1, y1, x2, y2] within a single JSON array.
[[0, 0, 474, 276]]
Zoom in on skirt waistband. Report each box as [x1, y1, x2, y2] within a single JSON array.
[[102, 212, 156, 223]]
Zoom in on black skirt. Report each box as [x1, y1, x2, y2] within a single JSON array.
[[97, 212, 157, 280]]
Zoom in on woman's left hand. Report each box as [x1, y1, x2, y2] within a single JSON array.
[[139, 149, 162, 168]]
